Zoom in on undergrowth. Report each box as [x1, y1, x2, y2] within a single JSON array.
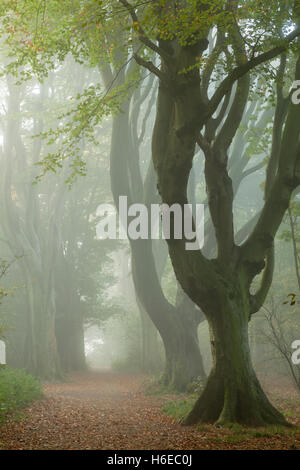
[[0, 366, 42, 423]]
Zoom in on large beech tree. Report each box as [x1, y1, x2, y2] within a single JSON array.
[[119, 1, 300, 425], [2, 0, 300, 424]]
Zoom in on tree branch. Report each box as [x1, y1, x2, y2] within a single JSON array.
[[241, 56, 300, 270], [249, 247, 274, 316], [240, 161, 265, 180], [205, 27, 300, 124], [119, 0, 171, 60], [288, 206, 300, 291], [133, 53, 165, 80]]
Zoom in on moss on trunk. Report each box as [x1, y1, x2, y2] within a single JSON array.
[[184, 301, 288, 426]]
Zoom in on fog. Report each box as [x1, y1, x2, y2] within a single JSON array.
[[0, 55, 297, 390]]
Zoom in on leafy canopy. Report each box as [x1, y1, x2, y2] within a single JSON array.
[[0, 0, 298, 180]]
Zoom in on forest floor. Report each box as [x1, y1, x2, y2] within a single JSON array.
[[0, 370, 300, 450]]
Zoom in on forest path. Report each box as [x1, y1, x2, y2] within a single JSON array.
[[0, 371, 300, 450], [0, 371, 201, 450]]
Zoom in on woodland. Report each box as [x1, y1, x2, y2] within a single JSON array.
[[0, 0, 300, 452]]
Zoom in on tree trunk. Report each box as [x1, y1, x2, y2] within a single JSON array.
[[138, 302, 162, 374], [131, 240, 206, 390], [35, 316, 61, 379], [161, 312, 206, 391], [184, 297, 287, 426], [107, 86, 207, 390], [55, 311, 86, 373]]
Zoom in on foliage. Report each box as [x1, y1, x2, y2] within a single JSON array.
[[0, 367, 42, 423], [0, 0, 297, 183], [0, 258, 18, 305], [0, 257, 21, 340]]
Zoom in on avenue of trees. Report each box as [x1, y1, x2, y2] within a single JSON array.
[[0, 0, 299, 428]]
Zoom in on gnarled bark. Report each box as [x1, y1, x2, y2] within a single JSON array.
[[184, 288, 286, 426]]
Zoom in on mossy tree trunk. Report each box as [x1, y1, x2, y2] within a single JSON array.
[[55, 308, 86, 373], [161, 309, 205, 391], [185, 280, 286, 425], [131, 239, 206, 389], [138, 302, 161, 374]]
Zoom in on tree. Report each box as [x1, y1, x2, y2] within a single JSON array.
[[120, 0, 300, 425], [261, 298, 300, 391], [0, 0, 208, 390], [0, 60, 119, 377], [0, 77, 64, 378]]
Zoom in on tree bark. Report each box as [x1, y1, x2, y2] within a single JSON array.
[[131, 239, 206, 389], [161, 310, 206, 391], [184, 290, 286, 425], [138, 301, 162, 374], [55, 310, 86, 373]]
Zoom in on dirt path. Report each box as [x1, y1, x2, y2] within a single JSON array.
[[1, 371, 300, 450]]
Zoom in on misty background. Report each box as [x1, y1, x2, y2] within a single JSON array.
[[0, 48, 297, 393]]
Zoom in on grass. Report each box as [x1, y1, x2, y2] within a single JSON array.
[[0, 366, 43, 423], [161, 397, 300, 446], [221, 425, 300, 444], [162, 398, 195, 421]]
